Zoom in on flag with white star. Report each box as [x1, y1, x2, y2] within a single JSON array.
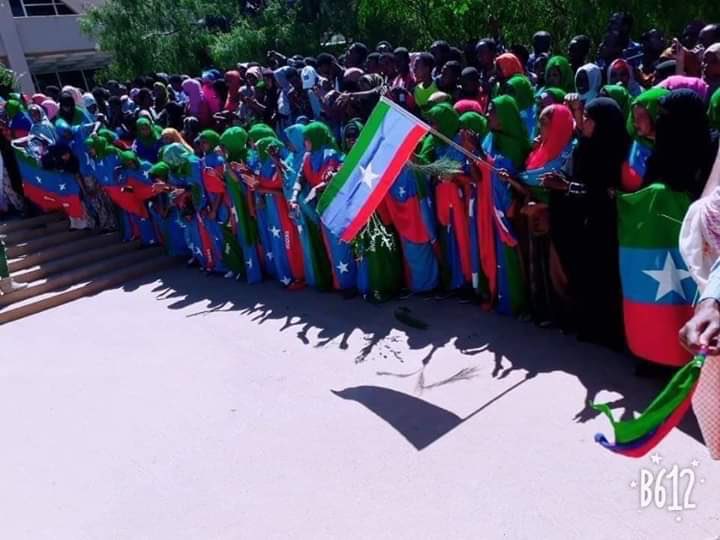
[[318, 97, 430, 242], [618, 183, 696, 366]]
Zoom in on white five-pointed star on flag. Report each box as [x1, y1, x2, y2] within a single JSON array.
[[266, 251, 274, 260], [35, 176, 42, 184], [270, 225, 281, 238], [642, 254, 692, 301], [246, 258, 253, 268], [397, 186, 406, 197], [280, 276, 292, 286], [359, 163, 380, 188], [59, 183, 66, 191], [336, 261, 349, 274]]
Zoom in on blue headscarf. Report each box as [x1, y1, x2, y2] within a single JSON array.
[[28, 104, 57, 145]]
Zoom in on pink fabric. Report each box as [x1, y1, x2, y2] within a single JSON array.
[[656, 75, 710, 101], [41, 99, 58, 120], [700, 185, 720, 256], [31, 93, 47, 105], [62, 85, 82, 106], [202, 81, 221, 115], [453, 99, 484, 114]]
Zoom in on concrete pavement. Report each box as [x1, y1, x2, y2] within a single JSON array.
[[1, 267, 719, 539]]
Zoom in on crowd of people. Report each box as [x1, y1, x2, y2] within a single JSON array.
[[2, 12, 720, 364]]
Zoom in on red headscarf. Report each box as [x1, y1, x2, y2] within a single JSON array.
[[454, 99, 484, 114], [224, 70, 242, 111], [495, 53, 524, 79], [525, 104, 574, 170]]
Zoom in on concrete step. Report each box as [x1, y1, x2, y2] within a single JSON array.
[[0, 255, 177, 325], [8, 232, 121, 273], [6, 229, 94, 258], [0, 246, 166, 307], [0, 218, 69, 245], [11, 240, 142, 284], [0, 212, 65, 233]]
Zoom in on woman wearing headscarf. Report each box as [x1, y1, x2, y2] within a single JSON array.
[[152, 82, 169, 115], [182, 79, 211, 128], [621, 87, 670, 192], [504, 75, 537, 139], [340, 120, 403, 302], [182, 116, 201, 153], [61, 85, 83, 107], [219, 126, 263, 283], [418, 103, 475, 295], [201, 70, 222, 116], [599, 84, 631, 117], [161, 127, 194, 153], [224, 70, 243, 112], [544, 56, 575, 94], [4, 99, 31, 138], [536, 87, 567, 110], [283, 123, 333, 290], [645, 89, 718, 200], [480, 95, 531, 316], [544, 97, 629, 347], [196, 129, 233, 277], [606, 58, 642, 97], [81, 93, 98, 118], [494, 53, 525, 83], [28, 104, 57, 146], [515, 104, 575, 325], [41, 99, 59, 121], [132, 117, 163, 163], [162, 142, 215, 270], [244, 135, 305, 288], [157, 101, 184, 131], [575, 63, 603, 104], [296, 121, 356, 292], [115, 150, 159, 245], [57, 91, 91, 126], [146, 161, 191, 257], [656, 75, 710, 102]]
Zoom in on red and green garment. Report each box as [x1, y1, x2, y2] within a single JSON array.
[[594, 353, 705, 457]]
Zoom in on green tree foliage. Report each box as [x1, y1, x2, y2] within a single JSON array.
[[83, 0, 720, 79]]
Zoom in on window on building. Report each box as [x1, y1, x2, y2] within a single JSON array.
[[10, 0, 76, 17], [32, 69, 98, 92]]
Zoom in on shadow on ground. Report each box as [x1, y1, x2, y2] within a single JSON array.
[[117, 265, 703, 451]]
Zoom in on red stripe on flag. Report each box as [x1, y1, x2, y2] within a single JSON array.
[[340, 124, 428, 242], [623, 299, 693, 367]]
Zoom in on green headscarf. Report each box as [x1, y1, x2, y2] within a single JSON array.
[[601, 84, 630, 118], [149, 161, 170, 179], [5, 99, 21, 119], [248, 123, 276, 144], [97, 128, 118, 144], [135, 117, 161, 145], [85, 134, 117, 159], [490, 95, 531, 169], [709, 88, 720, 131], [540, 87, 567, 104], [627, 87, 671, 141], [545, 56, 574, 93], [459, 111, 489, 140], [162, 142, 193, 176], [255, 136, 285, 161], [505, 75, 534, 111], [199, 129, 221, 149], [120, 150, 139, 168], [425, 103, 460, 139], [219, 126, 249, 162], [303, 121, 338, 151]]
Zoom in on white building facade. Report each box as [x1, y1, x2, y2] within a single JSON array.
[[0, 0, 109, 93]]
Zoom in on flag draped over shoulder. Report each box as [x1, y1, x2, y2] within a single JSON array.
[[15, 148, 84, 218], [617, 183, 696, 367], [593, 355, 704, 457], [318, 97, 430, 242]]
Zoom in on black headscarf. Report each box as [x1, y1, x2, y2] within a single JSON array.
[[645, 89, 717, 199], [573, 97, 629, 194], [57, 91, 77, 125]]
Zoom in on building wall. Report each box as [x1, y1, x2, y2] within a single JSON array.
[[0, 0, 108, 93]]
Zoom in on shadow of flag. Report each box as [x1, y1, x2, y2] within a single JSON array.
[[332, 386, 463, 450]]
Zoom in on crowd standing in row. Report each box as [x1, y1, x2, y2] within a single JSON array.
[[2, 12, 720, 363]]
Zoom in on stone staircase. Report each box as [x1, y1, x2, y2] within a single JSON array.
[[0, 213, 177, 324]]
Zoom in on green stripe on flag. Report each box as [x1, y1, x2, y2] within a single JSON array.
[[617, 183, 690, 249], [317, 100, 390, 214]]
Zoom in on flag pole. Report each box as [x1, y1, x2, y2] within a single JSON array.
[[379, 96, 497, 173]]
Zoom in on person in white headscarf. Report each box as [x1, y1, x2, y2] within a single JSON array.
[[575, 63, 603, 103]]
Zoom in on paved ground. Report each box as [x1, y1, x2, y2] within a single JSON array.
[[1, 266, 719, 540]]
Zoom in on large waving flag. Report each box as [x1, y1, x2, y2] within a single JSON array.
[[617, 183, 696, 367], [318, 97, 430, 242]]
